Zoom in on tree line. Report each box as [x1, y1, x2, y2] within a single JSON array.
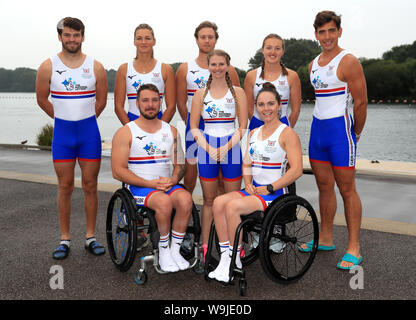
[[1, 39, 415, 101]]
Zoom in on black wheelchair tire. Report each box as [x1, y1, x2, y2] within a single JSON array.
[[106, 188, 138, 272], [259, 194, 319, 283]]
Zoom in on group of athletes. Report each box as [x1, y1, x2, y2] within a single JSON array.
[[35, 10, 368, 284]]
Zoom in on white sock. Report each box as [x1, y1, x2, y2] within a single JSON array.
[[170, 230, 190, 270], [229, 244, 242, 269], [60, 240, 70, 247], [158, 233, 179, 272], [209, 241, 230, 281]]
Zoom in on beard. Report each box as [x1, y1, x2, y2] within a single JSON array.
[[62, 42, 82, 54], [140, 109, 159, 120]]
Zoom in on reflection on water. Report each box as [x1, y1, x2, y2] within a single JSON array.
[[1, 93, 415, 162]]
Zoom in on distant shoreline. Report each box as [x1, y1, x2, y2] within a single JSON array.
[[0, 93, 415, 104]]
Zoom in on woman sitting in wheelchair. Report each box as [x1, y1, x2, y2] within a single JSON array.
[[209, 82, 303, 283]]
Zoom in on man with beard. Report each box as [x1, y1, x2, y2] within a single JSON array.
[[36, 17, 108, 260], [111, 84, 192, 272]]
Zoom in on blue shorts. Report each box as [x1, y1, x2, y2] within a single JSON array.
[[52, 115, 101, 162], [127, 111, 163, 121], [237, 181, 287, 210], [185, 113, 205, 160], [309, 114, 357, 169], [197, 133, 242, 182], [249, 115, 289, 131], [128, 184, 184, 207]]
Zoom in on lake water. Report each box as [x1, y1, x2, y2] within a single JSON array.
[[1, 92, 415, 162]]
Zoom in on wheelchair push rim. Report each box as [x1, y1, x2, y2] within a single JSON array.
[[106, 188, 138, 272], [259, 194, 319, 283]]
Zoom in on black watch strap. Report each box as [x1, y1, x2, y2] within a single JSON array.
[[266, 184, 274, 194]]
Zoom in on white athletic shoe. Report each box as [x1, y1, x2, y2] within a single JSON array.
[[171, 249, 190, 270]]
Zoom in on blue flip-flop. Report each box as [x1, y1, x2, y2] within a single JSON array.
[[337, 253, 363, 270], [298, 240, 335, 253]]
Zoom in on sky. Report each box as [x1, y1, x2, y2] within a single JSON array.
[[1, 0, 415, 71]]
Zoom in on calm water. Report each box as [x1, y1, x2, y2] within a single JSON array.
[[1, 92, 415, 162]]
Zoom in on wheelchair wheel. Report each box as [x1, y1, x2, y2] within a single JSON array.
[[240, 219, 261, 266], [259, 195, 319, 283], [106, 188, 137, 272], [179, 203, 201, 261]]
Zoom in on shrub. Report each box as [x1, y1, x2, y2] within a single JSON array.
[[36, 124, 54, 146]]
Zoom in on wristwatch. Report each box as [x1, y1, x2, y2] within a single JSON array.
[[266, 184, 275, 194]]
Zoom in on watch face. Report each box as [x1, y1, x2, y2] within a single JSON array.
[[267, 184, 274, 193]]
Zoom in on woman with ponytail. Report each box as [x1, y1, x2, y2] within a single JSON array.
[[190, 49, 248, 258], [114, 24, 176, 124], [244, 34, 301, 131]]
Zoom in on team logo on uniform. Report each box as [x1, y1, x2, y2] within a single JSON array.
[[56, 70, 66, 75], [205, 105, 219, 118], [255, 83, 262, 87], [194, 76, 207, 89], [153, 73, 160, 78], [226, 98, 233, 103], [268, 140, 276, 146], [326, 65, 335, 76], [128, 75, 136, 80], [132, 80, 143, 91], [312, 76, 328, 89], [61, 78, 87, 91], [279, 81, 285, 86], [82, 68, 92, 79], [190, 70, 199, 74], [143, 142, 157, 155]]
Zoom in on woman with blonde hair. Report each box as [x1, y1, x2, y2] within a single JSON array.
[[190, 49, 248, 258], [114, 24, 176, 124]]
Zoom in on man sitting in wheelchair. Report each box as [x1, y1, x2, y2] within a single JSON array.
[[209, 82, 303, 283], [111, 83, 192, 273]]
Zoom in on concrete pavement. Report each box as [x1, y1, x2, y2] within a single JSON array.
[[0, 146, 415, 301]]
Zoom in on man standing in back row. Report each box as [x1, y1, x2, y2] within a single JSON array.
[[299, 11, 367, 270], [175, 21, 240, 194], [36, 17, 108, 260]]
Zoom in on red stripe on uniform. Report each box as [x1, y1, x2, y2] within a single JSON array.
[[50, 90, 96, 95], [315, 87, 345, 93]]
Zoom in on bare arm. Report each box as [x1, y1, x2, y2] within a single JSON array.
[[242, 129, 256, 194], [114, 63, 130, 125], [35, 59, 54, 119], [219, 87, 248, 159], [94, 60, 107, 118], [244, 70, 256, 120], [175, 63, 189, 122], [189, 89, 209, 151], [256, 127, 303, 195], [229, 65, 241, 87], [111, 126, 157, 188], [170, 126, 186, 185], [160, 63, 176, 123], [286, 69, 301, 128], [339, 55, 368, 140]]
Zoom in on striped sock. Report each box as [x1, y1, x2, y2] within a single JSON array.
[[159, 233, 170, 249], [219, 241, 230, 254], [229, 244, 242, 269], [170, 230, 189, 270]]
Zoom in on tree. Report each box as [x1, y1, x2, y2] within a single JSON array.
[[382, 41, 416, 63]]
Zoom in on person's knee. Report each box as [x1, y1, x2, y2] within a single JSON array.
[[225, 200, 242, 219], [176, 192, 193, 216], [212, 196, 226, 216], [58, 180, 74, 195], [82, 178, 97, 194], [153, 195, 173, 217]]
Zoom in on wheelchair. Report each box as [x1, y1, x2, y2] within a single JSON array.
[[106, 184, 204, 285], [204, 183, 319, 296]]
